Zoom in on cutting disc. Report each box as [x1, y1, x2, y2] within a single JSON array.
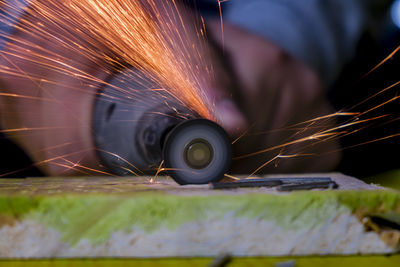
[[163, 119, 232, 185]]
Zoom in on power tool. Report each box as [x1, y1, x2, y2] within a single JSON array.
[[93, 69, 231, 184]]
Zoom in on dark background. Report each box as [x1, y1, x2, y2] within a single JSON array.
[[330, 24, 400, 178]]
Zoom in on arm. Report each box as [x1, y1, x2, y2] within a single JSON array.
[[200, 0, 394, 173]]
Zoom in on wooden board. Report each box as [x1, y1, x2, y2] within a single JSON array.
[[0, 173, 399, 258]]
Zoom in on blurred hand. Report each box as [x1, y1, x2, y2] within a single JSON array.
[[207, 21, 341, 174], [0, 17, 108, 175]]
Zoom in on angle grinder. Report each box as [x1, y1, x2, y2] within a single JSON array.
[[93, 69, 231, 184]]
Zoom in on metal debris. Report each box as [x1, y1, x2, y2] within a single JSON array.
[[277, 181, 338, 191], [211, 178, 282, 189]]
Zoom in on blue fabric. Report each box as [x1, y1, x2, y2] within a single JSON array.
[[0, 0, 30, 50]]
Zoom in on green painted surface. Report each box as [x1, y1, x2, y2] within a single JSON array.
[[0, 197, 40, 217], [1, 190, 400, 246], [0, 255, 400, 267], [366, 169, 400, 190]]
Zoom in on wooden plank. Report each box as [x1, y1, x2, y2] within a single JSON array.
[[0, 173, 399, 258]]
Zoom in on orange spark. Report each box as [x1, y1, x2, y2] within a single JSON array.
[[362, 44, 400, 79]]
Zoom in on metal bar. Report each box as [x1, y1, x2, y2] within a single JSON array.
[[211, 179, 282, 189], [278, 177, 333, 184], [277, 181, 338, 191], [210, 177, 333, 190]]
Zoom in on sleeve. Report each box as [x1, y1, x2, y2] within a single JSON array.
[[0, 0, 31, 50], [224, 0, 393, 85]]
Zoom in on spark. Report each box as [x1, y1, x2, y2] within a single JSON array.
[[235, 114, 390, 160], [231, 127, 250, 145], [118, 166, 141, 176], [0, 147, 99, 177], [217, 0, 228, 50], [362, 44, 400, 79], [355, 95, 399, 117], [285, 112, 361, 128], [246, 153, 314, 178], [330, 133, 400, 153], [0, 92, 61, 103], [349, 80, 400, 110], [35, 141, 82, 153], [237, 112, 358, 138], [223, 173, 240, 180], [151, 160, 165, 183], [58, 158, 116, 176], [95, 148, 144, 175], [234, 132, 337, 160], [49, 162, 92, 176], [0, 126, 83, 134]]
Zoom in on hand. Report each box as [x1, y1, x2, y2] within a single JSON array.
[[207, 21, 341, 174]]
